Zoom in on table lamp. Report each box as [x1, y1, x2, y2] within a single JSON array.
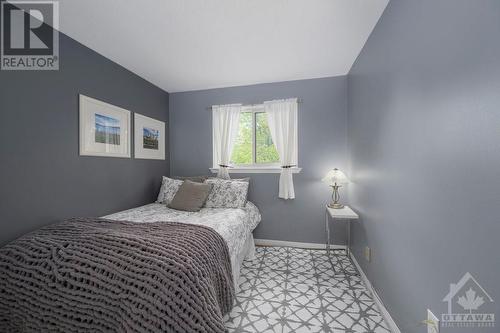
[[322, 168, 349, 209]]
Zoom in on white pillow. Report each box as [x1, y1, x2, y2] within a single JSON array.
[[156, 176, 183, 204], [204, 178, 249, 208]]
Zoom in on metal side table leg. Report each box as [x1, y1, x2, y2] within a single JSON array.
[[325, 209, 330, 257], [346, 221, 350, 257], [326, 209, 341, 275], [345, 221, 358, 276]]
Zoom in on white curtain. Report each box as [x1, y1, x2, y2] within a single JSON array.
[[264, 98, 298, 199], [212, 104, 242, 179]]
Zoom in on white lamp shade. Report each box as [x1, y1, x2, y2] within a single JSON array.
[[322, 168, 349, 185]]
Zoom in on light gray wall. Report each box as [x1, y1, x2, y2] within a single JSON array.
[[170, 77, 348, 244], [347, 1, 500, 332], [0, 33, 170, 246]]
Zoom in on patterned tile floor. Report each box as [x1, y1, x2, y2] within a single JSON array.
[[224, 246, 391, 333]]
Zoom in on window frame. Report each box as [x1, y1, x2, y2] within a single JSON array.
[[211, 104, 301, 174]]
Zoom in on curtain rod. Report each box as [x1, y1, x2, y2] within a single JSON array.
[[206, 98, 303, 110]]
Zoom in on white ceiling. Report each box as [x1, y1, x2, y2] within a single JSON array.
[[59, 0, 388, 92]]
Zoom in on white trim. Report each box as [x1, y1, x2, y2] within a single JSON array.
[[350, 254, 401, 333], [210, 167, 302, 174], [254, 238, 345, 250]]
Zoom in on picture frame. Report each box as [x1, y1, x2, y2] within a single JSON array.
[[134, 113, 166, 160], [79, 94, 131, 158]]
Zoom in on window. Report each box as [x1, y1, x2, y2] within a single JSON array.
[[211, 104, 300, 173], [231, 108, 280, 166]]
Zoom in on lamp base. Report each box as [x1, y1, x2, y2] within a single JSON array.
[[328, 203, 344, 209]]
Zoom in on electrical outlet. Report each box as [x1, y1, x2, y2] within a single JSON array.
[[364, 246, 371, 262], [427, 309, 440, 333]]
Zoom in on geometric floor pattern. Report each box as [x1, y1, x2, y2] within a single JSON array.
[[224, 246, 391, 333]]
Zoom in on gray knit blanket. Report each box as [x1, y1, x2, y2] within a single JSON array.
[[0, 218, 234, 333]]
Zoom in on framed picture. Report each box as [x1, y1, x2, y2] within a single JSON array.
[[79, 95, 131, 158], [134, 113, 166, 160]]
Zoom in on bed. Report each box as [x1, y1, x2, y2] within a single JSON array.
[[104, 201, 261, 287], [0, 199, 261, 333]]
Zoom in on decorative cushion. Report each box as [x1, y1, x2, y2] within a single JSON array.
[[169, 181, 213, 212], [156, 176, 183, 204], [204, 178, 249, 208]]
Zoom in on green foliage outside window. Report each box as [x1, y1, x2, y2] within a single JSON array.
[[231, 112, 252, 164], [231, 112, 279, 165], [256, 113, 279, 163]]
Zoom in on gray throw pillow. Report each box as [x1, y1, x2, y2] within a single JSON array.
[[168, 180, 213, 212]]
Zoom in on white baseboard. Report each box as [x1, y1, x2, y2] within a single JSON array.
[[350, 254, 401, 333], [254, 238, 346, 250]]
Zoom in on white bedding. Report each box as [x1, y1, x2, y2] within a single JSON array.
[[104, 201, 261, 286]]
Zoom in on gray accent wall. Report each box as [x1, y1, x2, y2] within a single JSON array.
[[170, 77, 348, 244], [347, 1, 500, 332], [0, 33, 169, 246]]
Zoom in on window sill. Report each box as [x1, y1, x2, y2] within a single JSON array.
[[209, 167, 302, 174]]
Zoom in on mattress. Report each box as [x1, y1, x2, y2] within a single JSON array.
[[104, 201, 261, 286]]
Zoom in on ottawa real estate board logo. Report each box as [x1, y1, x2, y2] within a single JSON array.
[[442, 272, 495, 329], [1, 0, 59, 70]]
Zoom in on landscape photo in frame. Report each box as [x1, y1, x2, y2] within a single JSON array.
[[79, 95, 131, 158], [95, 114, 121, 145], [134, 113, 165, 160], [143, 127, 159, 150]]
